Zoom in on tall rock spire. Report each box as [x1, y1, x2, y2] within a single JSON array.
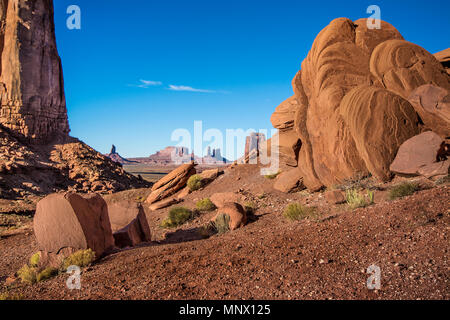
[[0, 0, 69, 143]]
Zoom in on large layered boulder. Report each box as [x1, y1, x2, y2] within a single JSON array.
[[273, 169, 304, 193], [210, 192, 242, 208], [408, 85, 450, 138], [34, 193, 115, 258], [340, 86, 420, 181], [106, 200, 151, 248], [145, 162, 196, 204], [270, 17, 450, 190], [390, 131, 448, 178]]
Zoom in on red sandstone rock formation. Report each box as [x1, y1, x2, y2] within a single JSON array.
[[270, 18, 450, 191], [0, 0, 69, 143], [0, 1, 150, 200], [34, 192, 115, 258]]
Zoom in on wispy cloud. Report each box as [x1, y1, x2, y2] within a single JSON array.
[[168, 85, 216, 93], [129, 79, 162, 88]]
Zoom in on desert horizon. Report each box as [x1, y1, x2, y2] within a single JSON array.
[[0, 0, 449, 312]]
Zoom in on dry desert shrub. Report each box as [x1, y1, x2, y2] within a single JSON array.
[[36, 267, 58, 282], [283, 203, 317, 221], [345, 189, 374, 209], [187, 174, 203, 191], [196, 198, 216, 212], [214, 213, 231, 234], [389, 182, 419, 200], [17, 264, 37, 284], [161, 207, 193, 228], [61, 249, 96, 271]]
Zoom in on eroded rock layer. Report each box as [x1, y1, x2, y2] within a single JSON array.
[[271, 18, 450, 190], [0, 0, 69, 142]]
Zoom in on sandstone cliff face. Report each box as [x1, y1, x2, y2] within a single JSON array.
[[0, 0, 69, 143], [271, 18, 450, 190], [0, 1, 151, 205]]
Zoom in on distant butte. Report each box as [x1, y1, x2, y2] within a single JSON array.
[[128, 146, 229, 166]]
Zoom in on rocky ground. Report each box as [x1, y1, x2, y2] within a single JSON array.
[[0, 127, 150, 215], [0, 164, 448, 300]]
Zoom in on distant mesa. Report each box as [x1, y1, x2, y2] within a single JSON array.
[[245, 133, 266, 159], [105, 145, 137, 165], [238, 132, 267, 164], [128, 146, 229, 166]]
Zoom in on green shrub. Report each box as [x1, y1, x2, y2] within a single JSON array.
[[17, 265, 37, 284], [367, 190, 374, 204], [187, 174, 203, 191], [264, 171, 280, 179], [37, 267, 58, 282], [0, 292, 22, 300], [29, 252, 40, 267], [346, 189, 368, 209], [196, 198, 216, 212], [161, 207, 193, 228], [214, 213, 230, 234], [61, 249, 96, 271], [283, 203, 317, 221], [389, 182, 419, 200]]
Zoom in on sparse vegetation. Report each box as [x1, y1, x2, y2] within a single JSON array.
[[0, 292, 22, 300], [36, 267, 58, 282], [187, 174, 203, 191], [29, 252, 40, 267], [61, 249, 96, 271], [264, 171, 280, 179], [283, 203, 317, 221], [346, 189, 369, 209], [367, 190, 374, 204], [161, 207, 193, 228], [389, 182, 419, 200], [17, 264, 37, 284], [214, 213, 231, 234], [196, 198, 216, 212]]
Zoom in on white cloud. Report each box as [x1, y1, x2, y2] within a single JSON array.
[[129, 79, 162, 88], [168, 85, 216, 93]]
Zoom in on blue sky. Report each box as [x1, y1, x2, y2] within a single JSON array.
[[53, 0, 450, 159]]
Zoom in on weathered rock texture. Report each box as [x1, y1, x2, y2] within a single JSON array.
[[106, 200, 151, 248], [145, 162, 196, 204], [34, 192, 115, 258], [390, 131, 447, 177], [212, 202, 247, 231], [0, 130, 151, 201], [434, 48, 450, 75], [0, 0, 69, 142], [408, 85, 450, 138], [270, 18, 450, 190], [0, 1, 150, 203]]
